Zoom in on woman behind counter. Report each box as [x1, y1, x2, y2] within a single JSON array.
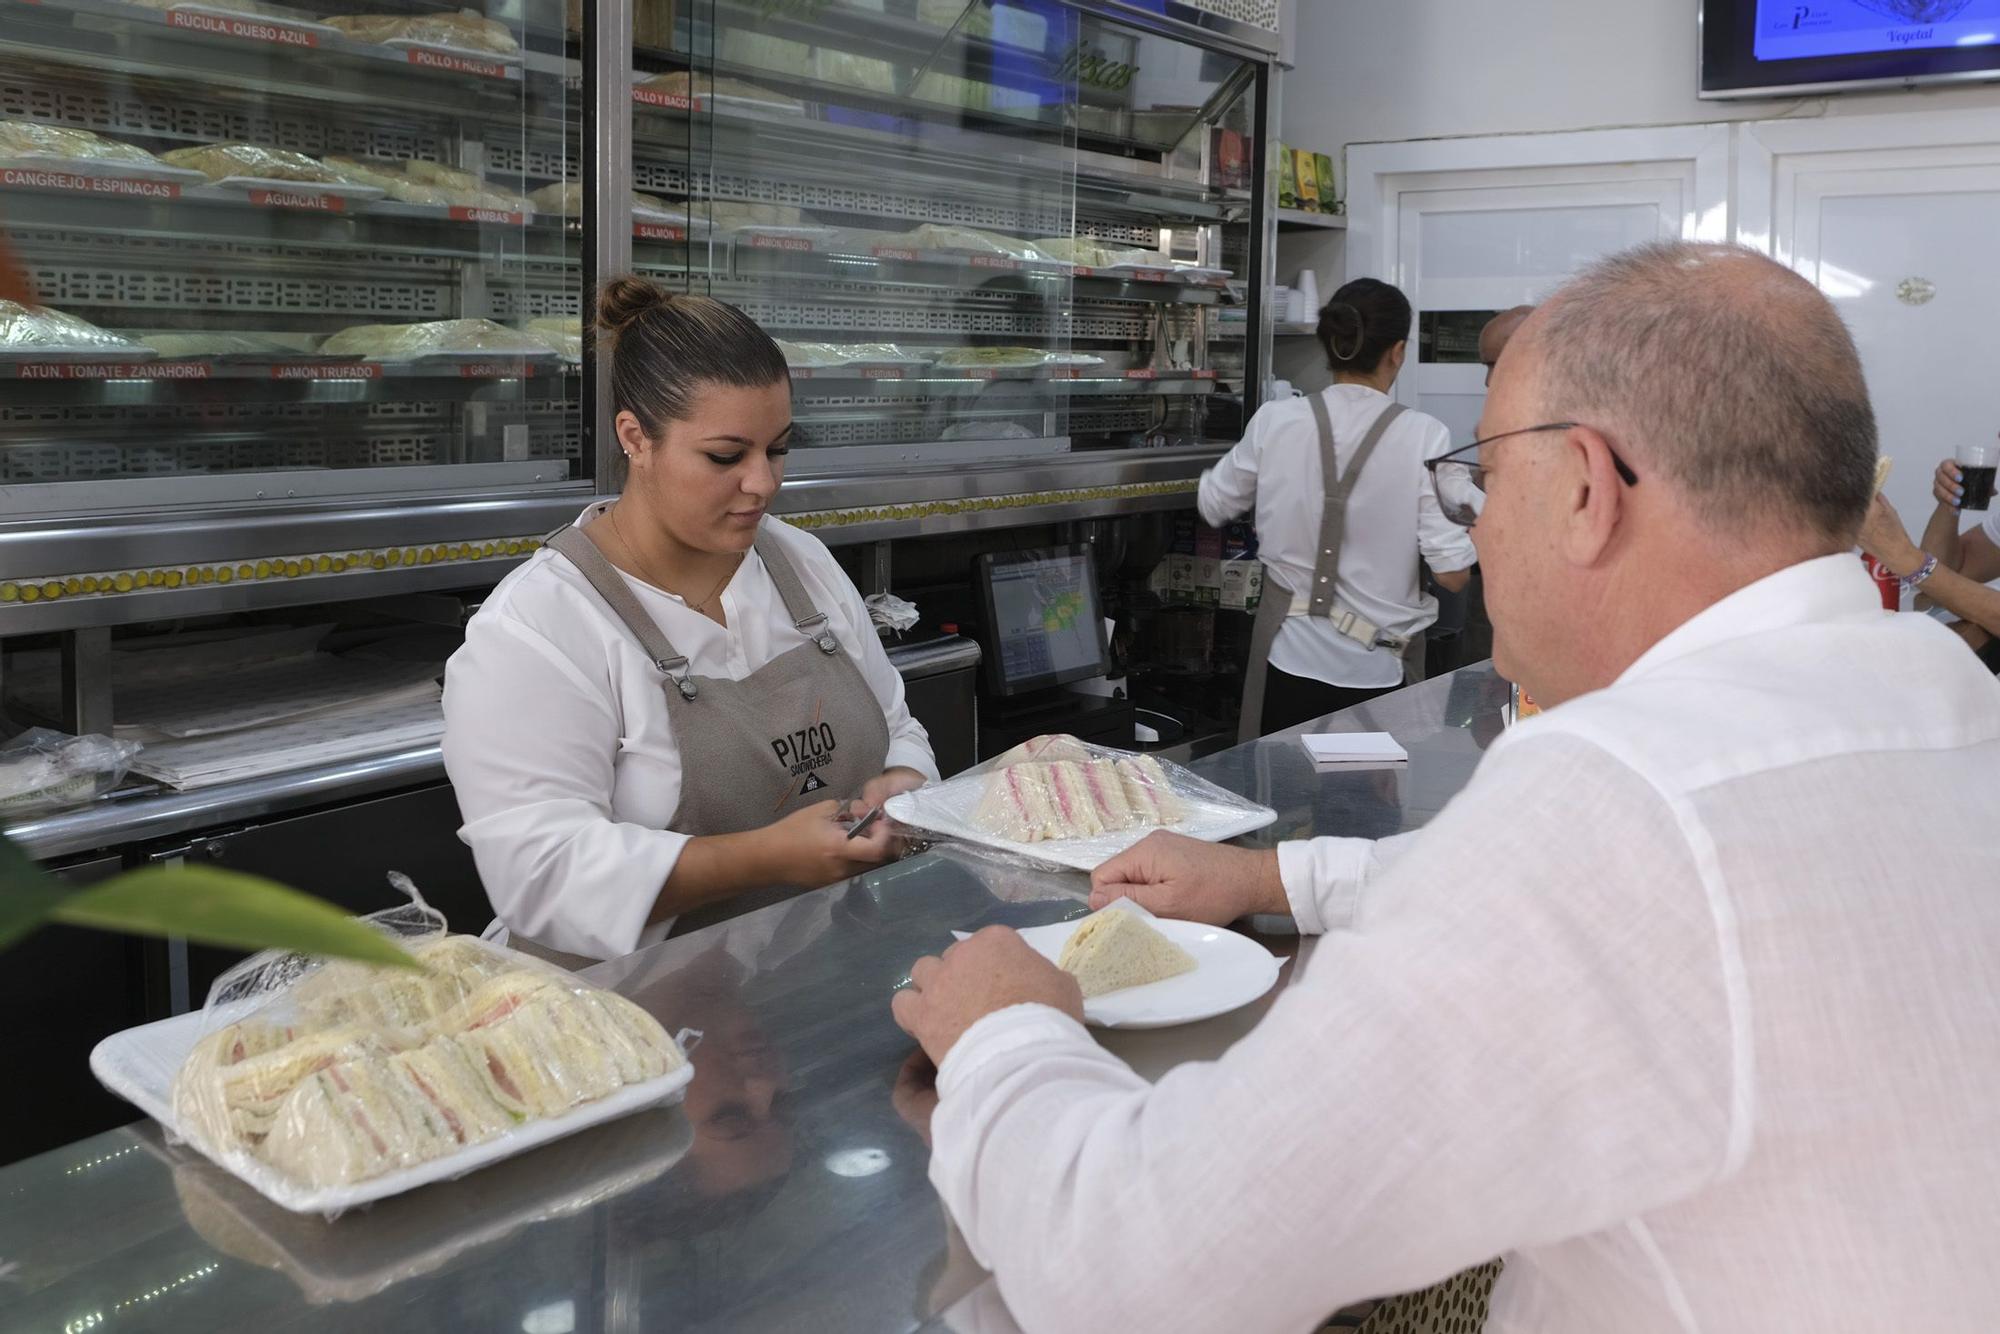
[[443, 279, 936, 963], [1204, 278, 1476, 740]]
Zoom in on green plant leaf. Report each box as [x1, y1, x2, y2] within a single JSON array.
[[48, 865, 420, 969], [0, 833, 67, 951]]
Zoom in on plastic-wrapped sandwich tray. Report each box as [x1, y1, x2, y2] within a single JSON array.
[[886, 744, 1276, 873], [89, 937, 695, 1217], [0, 153, 207, 187]]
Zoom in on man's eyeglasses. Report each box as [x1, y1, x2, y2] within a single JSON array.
[[1423, 421, 1639, 527]]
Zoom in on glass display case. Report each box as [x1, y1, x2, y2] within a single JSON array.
[[0, 0, 1274, 633], [0, 0, 583, 625], [640, 0, 1265, 484]]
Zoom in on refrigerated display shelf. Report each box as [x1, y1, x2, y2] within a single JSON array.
[[1, 0, 574, 100]]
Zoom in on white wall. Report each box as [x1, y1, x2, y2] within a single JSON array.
[[1282, 0, 2000, 153]]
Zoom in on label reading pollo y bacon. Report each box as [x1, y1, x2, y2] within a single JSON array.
[[633, 88, 704, 110]]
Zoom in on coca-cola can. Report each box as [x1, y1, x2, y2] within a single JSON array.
[[1860, 553, 1900, 610]]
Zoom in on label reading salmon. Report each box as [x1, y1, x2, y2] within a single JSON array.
[[633, 222, 687, 242]]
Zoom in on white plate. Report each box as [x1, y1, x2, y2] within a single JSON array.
[[89, 984, 695, 1216], [885, 767, 1275, 873], [206, 176, 388, 201], [0, 153, 208, 186], [711, 93, 808, 116], [954, 910, 1286, 1028]]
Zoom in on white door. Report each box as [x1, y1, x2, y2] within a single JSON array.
[[1393, 175, 1690, 444], [1755, 130, 2000, 529], [1346, 126, 1730, 445]]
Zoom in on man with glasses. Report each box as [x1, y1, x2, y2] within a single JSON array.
[[890, 241, 2000, 1331]]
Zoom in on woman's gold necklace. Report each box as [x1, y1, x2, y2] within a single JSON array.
[[609, 504, 740, 615]]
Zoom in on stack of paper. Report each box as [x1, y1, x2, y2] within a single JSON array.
[[1299, 731, 1409, 765]]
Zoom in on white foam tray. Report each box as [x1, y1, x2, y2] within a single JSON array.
[[91, 985, 695, 1216]]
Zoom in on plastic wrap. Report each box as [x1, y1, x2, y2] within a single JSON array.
[[1031, 237, 1174, 269], [0, 300, 153, 357], [516, 317, 582, 363], [161, 143, 353, 185], [0, 118, 162, 166], [140, 331, 307, 359], [527, 180, 671, 217], [0, 727, 142, 816], [324, 9, 519, 54], [130, 900, 690, 1215], [317, 317, 553, 361], [896, 224, 1046, 260], [929, 346, 1106, 370], [883, 733, 1275, 873]]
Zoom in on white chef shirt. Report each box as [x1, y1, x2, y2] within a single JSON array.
[[1199, 384, 1476, 689], [927, 554, 2000, 1333], [442, 509, 937, 962]]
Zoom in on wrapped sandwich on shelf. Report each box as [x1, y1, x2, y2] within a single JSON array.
[[527, 180, 674, 217], [162, 143, 355, 186], [0, 300, 153, 357], [1032, 237, 1175, 269], [324, 8, 519, 54], [317, 317, 553, 361], [1057, 908, 1198, 998], [516, 317, 583, 363], [897, 223, 1045, 260], [0, 118, 164, 167]]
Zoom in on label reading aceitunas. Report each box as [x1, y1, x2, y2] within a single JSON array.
[[0, 168, 179, 199], [165, 9, 320, 46], [20, 362, 209, 380], [405, 47, 508, 78], [248, 188, 345, 212]]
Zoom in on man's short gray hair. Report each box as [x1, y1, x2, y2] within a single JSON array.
[[1531, 241, 1877, 544]]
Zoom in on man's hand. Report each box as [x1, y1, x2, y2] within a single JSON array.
[[1088, 831, 1288, 923], [1859, 493, 1925, 576], [891, 926, 1083, 1067]]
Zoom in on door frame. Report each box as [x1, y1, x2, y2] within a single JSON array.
[[1346, 124, 1734, 286]]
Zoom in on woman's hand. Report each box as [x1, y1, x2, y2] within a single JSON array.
[[1936, 458, 1965, 511], [766, 799, 898, 889], [1859, 494, 1924, 576], [858, 766, 928, 812]]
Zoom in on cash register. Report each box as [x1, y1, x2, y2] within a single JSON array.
[[971, 544, 1134, 759]]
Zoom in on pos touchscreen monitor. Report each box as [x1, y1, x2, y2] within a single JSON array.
[[974, 545, 1109, 697]]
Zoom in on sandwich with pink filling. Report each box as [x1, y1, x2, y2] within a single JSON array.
[[972, 748, 1188, 843]]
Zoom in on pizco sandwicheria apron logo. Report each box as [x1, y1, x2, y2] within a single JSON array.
[[772, 719, 838, 779]]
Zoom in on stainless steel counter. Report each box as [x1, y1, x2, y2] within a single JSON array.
[[7, 636, 984, 863], [0, 664, 1511, 1334]]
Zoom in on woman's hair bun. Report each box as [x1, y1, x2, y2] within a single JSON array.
[[596, 276, 673, 338]]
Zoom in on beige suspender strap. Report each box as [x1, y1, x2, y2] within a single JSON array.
[[544, 525, 702, 699], [1302, 394, 1405, 619], [752, 528, 842, 655]]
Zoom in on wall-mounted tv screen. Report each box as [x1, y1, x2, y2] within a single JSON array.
[[1702, 1, 2000, 99]]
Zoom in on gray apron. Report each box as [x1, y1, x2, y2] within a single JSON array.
[[538, 511, 891, 949], [1238, 395, 1426, 742]]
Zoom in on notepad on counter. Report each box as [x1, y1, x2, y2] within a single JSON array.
[[1300, 731, 1408, 764]]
